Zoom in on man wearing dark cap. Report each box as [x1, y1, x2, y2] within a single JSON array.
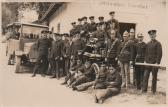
[[62, 33, 72, 76], [106, 30, 120, 67], [70, 22, 78, 37], [118, 31, 135, 88], [71, 34, 86, 66], [71, 60, 96, 89], [80, 16, 90, 42], [134, 33, 146, 90], [76, 18, 83, 34], [46, 31, 54, 75], [142, 30, 162, 94], [32, 30, 52, 77], [91, 23, 107, 50], [129, 28, 138, 86], [88, 16, 97, 34], [107, 11, 120, 32], [98, 16, 107, 30], [50, 33, 64, 79]]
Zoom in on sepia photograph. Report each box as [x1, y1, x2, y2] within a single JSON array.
[[0, 0, 167, 107]]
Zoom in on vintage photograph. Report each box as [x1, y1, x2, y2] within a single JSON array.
[[0, 0, 167, 106]]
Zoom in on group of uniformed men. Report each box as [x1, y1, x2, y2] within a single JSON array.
[[31, 11, 162, 104]]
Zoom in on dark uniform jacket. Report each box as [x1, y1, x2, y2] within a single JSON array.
[[36, 38, 51, 56], [145, 39, 162, 64], [92, 29, 107, 41], [63, 40, 72, 59], [78, 65, 96, 80], [49, 39, 64, 60], [76, 24, 83, 34], [81, 22, 89, 37], [118, 39, 135, 63], [88, 22, 97, 33], [106, 72, 122, 89], [70, 27, 78, 36], [71, 39, 86, 58], [107, 19, 120, 31], [106, 38, 120, 59], [135, 42, 146, 62]]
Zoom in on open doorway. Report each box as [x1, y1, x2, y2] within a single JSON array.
[[119, 22, 136, 37]]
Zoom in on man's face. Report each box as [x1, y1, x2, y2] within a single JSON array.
[[99, 19, 104, 23], [72, 24, 76, 28], [129, 32, 135, 39], [78, 21, 82, 25], [42, 33, 47, 38], [90, 19, 94, 23], [85, 62, 91, 68], [64, 36, 69, 40], [123, 34, 129, 40], [97, 26, 101, 30], [56, 35, 61, 40], [110, 14, 115, 19], [100, 66, 106, 71], [149, 34, 156, 40], [83, 19, 87, 23], [138, 36, 143, 42]]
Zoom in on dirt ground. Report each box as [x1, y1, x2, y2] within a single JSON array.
[[0, 36, 166, 107]]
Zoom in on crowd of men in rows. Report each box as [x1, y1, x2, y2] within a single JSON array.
[[30, 11, 162, 104]]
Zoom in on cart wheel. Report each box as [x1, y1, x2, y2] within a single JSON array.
[[15, 56, 21, 73], [91, 63, 100, 74]]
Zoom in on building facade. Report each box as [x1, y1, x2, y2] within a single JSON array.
[[41, 0, 167, 65]]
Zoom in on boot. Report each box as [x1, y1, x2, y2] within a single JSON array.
[[61, 81, 67, 85], [94, 95, 98, 103], [31, 74, 36, 77], [50, 75, 56, 79]]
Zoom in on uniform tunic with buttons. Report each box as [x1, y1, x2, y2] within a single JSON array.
[[135, 42, 146, 62], [145, 39, 162, 64]]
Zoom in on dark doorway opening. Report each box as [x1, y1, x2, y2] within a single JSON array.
[[119, 22, 136, 37]]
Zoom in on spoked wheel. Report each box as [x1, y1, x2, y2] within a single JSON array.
[[91, 63, 100, 75]]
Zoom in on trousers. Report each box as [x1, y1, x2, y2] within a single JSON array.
[[119, 61, 130, 87], [142, 66, 158, 93]]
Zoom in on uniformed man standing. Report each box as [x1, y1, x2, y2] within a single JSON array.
[[107, 11, 120, 32], [106, 30, 120, 67], [76, 18, 83, 35], [32, 30, 51, 77], [88, 16, 97, 34], [70, 22, 78, 37], [142, 30, 162, 94], [63, 33, 72, 76], [50, 33, 64, 79], [71, 34, 86, 66], [81, 16, 89, 42], [134, 33, 146, 90], [129, 28, 137, 86], [46, 31, 54, 75], [118, 31, 134, 88]]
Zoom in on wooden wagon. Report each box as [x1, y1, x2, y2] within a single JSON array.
[[5, 22, 48, 73]]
